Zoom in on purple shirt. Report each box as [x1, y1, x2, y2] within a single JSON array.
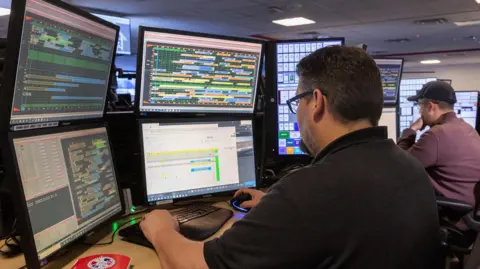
[[398, 112, 480, 206]]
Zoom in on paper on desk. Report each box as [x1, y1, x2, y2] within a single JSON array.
[[70, 254, 131, 269]]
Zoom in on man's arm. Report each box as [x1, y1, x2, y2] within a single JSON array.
[[399, 129, 439, 168], [397, 128, 417, 150], [140, 210, 208, 269]]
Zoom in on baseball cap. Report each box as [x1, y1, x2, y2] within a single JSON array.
[[407, 81, 457, 104]]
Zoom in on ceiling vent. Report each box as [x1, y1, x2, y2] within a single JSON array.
[[299, 31, 321, 36], [413, 18, 448, 25], [444, 52, 467, 57], [384, 38, 411, 43]]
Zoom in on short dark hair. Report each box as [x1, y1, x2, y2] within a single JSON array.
[[296, 46, 384, 126]]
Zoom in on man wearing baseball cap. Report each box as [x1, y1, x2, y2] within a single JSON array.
[[397, 81, 480, 211]]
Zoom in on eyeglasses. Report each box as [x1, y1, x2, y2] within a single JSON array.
[[286, 89, 326, 114]]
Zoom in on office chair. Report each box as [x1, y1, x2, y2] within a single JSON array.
[[437, 183, 480, 269]]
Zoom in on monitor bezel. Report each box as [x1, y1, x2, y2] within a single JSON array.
[[265, 38, 345, 161], [138, 117, 258, 205], [134, 26, 265, 117], [0, 0, 120, 132], [4, 123, 125, 269], [373, 57, 405, 107]]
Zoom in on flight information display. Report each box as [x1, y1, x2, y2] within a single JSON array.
[[276, 39, 343, 155], [399, 79, 478, 140], [10, 0, 117, 125], [139, 30, 263, 114], [374, 58, 404, 105], [398, 78, 437, 138], [12, 127, 122, 260]]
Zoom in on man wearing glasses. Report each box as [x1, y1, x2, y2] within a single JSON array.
[[398, 81, 480, 214], [140, 46, 441, 269]]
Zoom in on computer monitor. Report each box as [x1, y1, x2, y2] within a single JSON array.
[[1, 0, 119, 127], [379, 107, 398, 141], [136, 27, 264, 115], [139, 119, 256, 203], [374, 58, 404, 106], [398, 78, 437, 138], [7, 124, 122, 269], [274, 38, 344, 155], [116, 77, 136, 104], [399, 79, 478, 140], [455, 91, 478, 128]]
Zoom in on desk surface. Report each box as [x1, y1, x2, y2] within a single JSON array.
[[0, 202, 243, 269]]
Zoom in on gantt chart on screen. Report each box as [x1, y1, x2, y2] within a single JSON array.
[[10, 0, 116, 124], [139, 31, 262, 114]]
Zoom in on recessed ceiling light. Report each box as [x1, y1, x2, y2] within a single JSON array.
[[476, 0, 480, 4], [0, 8, 10, 16], [272, 17, 315, 27], [421, 59, 441, 65]]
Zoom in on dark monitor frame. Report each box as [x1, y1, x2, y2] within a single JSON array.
[[373, 57, 405, 107], [476, 92, 480, 134], [134, 26, 265, 118], [138, 117, 259, 205], [0, 0, 120, 132], [264, 38, 345, 163], [2, 123, 125, 269]]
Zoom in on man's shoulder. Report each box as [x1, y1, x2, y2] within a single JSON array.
[[430, 117, 474, 136], [274, 160, 354, 194]]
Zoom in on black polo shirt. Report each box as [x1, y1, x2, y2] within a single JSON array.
[[204, 127, 441, 269]]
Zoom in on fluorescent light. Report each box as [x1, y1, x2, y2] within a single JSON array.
[[0, 8, 10, 16], [477, 0, 480, 4], [272, 17, 315, 27], [454, 20, 480, 26], [421, 59, 441, 65]]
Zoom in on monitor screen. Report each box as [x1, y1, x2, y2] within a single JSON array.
[[140, 120, 256, 202], [374, 58, 404, 105], [92, 13, 131, 55], [12, 126, 122, 261], [9, 0, 118, 125], [455, 91, 478, 128], [379, 107, 397, 141], [138, 29, 263, 114], [276, 39, 344, 155], [116, 77, 136, 103], [399, 79, 478, 140], [398, 78, 437, 138]]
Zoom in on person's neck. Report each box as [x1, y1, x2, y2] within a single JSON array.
[[312, 119, 372, 156], [432, 110, 455, 125]]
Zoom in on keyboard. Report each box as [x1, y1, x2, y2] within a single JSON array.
[[119, 204, 233, 247]]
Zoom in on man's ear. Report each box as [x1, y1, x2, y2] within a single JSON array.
[[312, 88, 325, 119]]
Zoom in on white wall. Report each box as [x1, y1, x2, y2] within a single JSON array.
[[403, 63, 480, 91]]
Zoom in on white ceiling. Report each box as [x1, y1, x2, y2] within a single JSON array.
[[0, 0, 480, 59]]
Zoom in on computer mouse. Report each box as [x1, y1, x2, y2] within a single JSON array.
[[230, 193, 252, 213]]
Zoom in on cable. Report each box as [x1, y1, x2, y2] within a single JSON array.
[[84, 217, 143, 247]]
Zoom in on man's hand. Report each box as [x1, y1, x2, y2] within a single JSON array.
[[140, 210, 179, 243], [410, 118, 425, 131], [233, 188, 265, 208]]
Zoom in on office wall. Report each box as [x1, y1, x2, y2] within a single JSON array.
[[403, 63, 480, 91]]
